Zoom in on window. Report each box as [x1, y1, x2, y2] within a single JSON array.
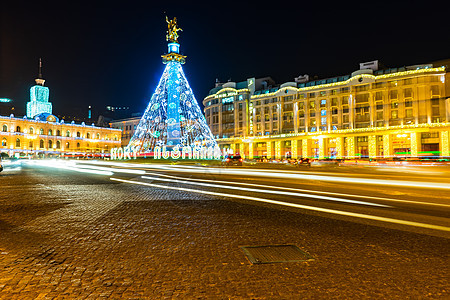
[[77, 142, 80, 149], [376, 101, 383, 110], [86, 132, 91, 139], [96, 133, 100, 139], [375, 91, 383, 101], [308, 92, 315, 98], [40, 128, 44, 135], [29, 127, 34, 134], [391, 110, 398, 119], [48, 129, 53, 136], [29, 141, 33, 148], [66, 142, 70, 149], [320, 99, 326, 107], [431, 85, 440, 96], [404, 88, 412, 98], [16, 126, 21, 133], [391, 102, 399, 109], [321, 117, 327, 125], [376, 112, 384, 120], [15, 138, 20, 148], [405, 109, 413, 118], [66, 131, 70, 137], [321, 110, 326, 116], [309, 110, 315, 117], [342, 105, 349, 114], [76, 132, 81, 138], [405, 100, 413, 107], [56, 130, 61, 136], [331, 98, 338, 106], [389, 90, 398, 100], [309, 100, 315, 108], [355, 84, 369, 92], [56, 141, 61, 149], [2, 138, 6, 147], [2, 125, 7, 132], [48, 140, 53, 148], [40, 139, 44, 148]]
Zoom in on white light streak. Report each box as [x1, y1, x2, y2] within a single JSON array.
[[110, 177, 450, 233], [141, 175, 390, 208], [144, 172, 450, 208]]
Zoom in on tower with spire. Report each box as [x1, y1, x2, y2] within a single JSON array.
[[26, 58, 52, 119], [127, 17, 217, 155]]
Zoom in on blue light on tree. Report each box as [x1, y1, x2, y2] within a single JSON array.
[[128, 17, 217, 154]]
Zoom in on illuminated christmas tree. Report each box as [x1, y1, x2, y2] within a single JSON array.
[[128, 17, 218, 155]]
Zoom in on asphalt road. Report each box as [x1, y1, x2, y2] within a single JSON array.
[[0, 160, 449, 298]]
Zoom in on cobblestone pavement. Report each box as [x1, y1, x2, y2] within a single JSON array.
[[0, 165, 449, 299]]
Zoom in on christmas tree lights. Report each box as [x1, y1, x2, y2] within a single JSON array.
[[128, 17, 218, 157]]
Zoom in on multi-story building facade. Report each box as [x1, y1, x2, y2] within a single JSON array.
[[203, 60, 450, 159], [0, 115, 121, 157], [0, 64, 121, 157]]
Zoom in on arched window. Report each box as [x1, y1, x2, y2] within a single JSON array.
[[15, 138, 21, 148], [56, 141, 61, 149], [76, 132, 81, 138], [40, 128, 44, 135], [2, 138, 7, 147], [48, 129, 53, 136], [16, 126, 21, 133], [66, 131, 70, 137], [114, 135, 118, 141], [86, 132, 91, 139], [76, 142, 80, 149], [96, 133, 100, 139], [39, 139, 44, 148], [2, 125, 7, 132], [29, 127, 34, 134], [65, 142, 70, 149], [56, 130, 61, 136], [48, 140, 53, 149], [29, 141, 33, 149]]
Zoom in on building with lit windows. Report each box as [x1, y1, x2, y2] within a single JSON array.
[[0, 63, 121, 158], [110, 116, 142, 147], [203, 59, 450, 159]]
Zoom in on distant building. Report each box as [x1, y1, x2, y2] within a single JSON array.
[[203, 59, 450, 159], [110, 115, 142, 147], [26, 59, 52, 119]]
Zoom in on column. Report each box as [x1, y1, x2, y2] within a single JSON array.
[[440, 130, 449, 157], [347, 136, 356, 159], [383, 134, 392, 158], [266, 141, 272, 159], [275, 141, 281, 160], [410, 132, 420, 157], [336, 137, 344, 159], [239, 143, 245, 158], [302, 139, 311, 158], [248, 142, 254, 160], [318, 137, 325, 159], [291, 139, 298, 159], [368, 135, 377, 159], [231, 143, 237, 154]]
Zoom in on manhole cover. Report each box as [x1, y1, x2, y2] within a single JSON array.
[[241, 245, 314, 264]]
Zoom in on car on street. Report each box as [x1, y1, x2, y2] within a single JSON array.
[[222, 154, 243, 166]]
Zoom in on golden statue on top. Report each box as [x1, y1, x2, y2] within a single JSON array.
[[166, 16, 183, 43]]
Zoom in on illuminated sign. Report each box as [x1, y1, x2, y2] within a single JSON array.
[[215, 91, 237, 98], [0, 98, 12, 103], [111, 145, 226, 160], [222, 96, 234, 104]]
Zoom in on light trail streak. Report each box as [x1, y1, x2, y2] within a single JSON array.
[[141, 175, 390, 208], [110, 177, 450, 233], [144, 172, 450, 208], [158, 166, 450, 190], [31, 160, 113, 176]]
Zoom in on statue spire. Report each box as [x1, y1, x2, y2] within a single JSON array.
[[165, 16, 183, 43]]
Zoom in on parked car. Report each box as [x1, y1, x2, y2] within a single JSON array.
[[222, 154, 243, 166], [296, 158, 311, 167]]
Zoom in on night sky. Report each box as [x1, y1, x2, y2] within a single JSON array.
[[1, 1, 449, 119]]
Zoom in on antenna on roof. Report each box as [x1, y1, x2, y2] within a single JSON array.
[[38, 58, 43, 79]]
